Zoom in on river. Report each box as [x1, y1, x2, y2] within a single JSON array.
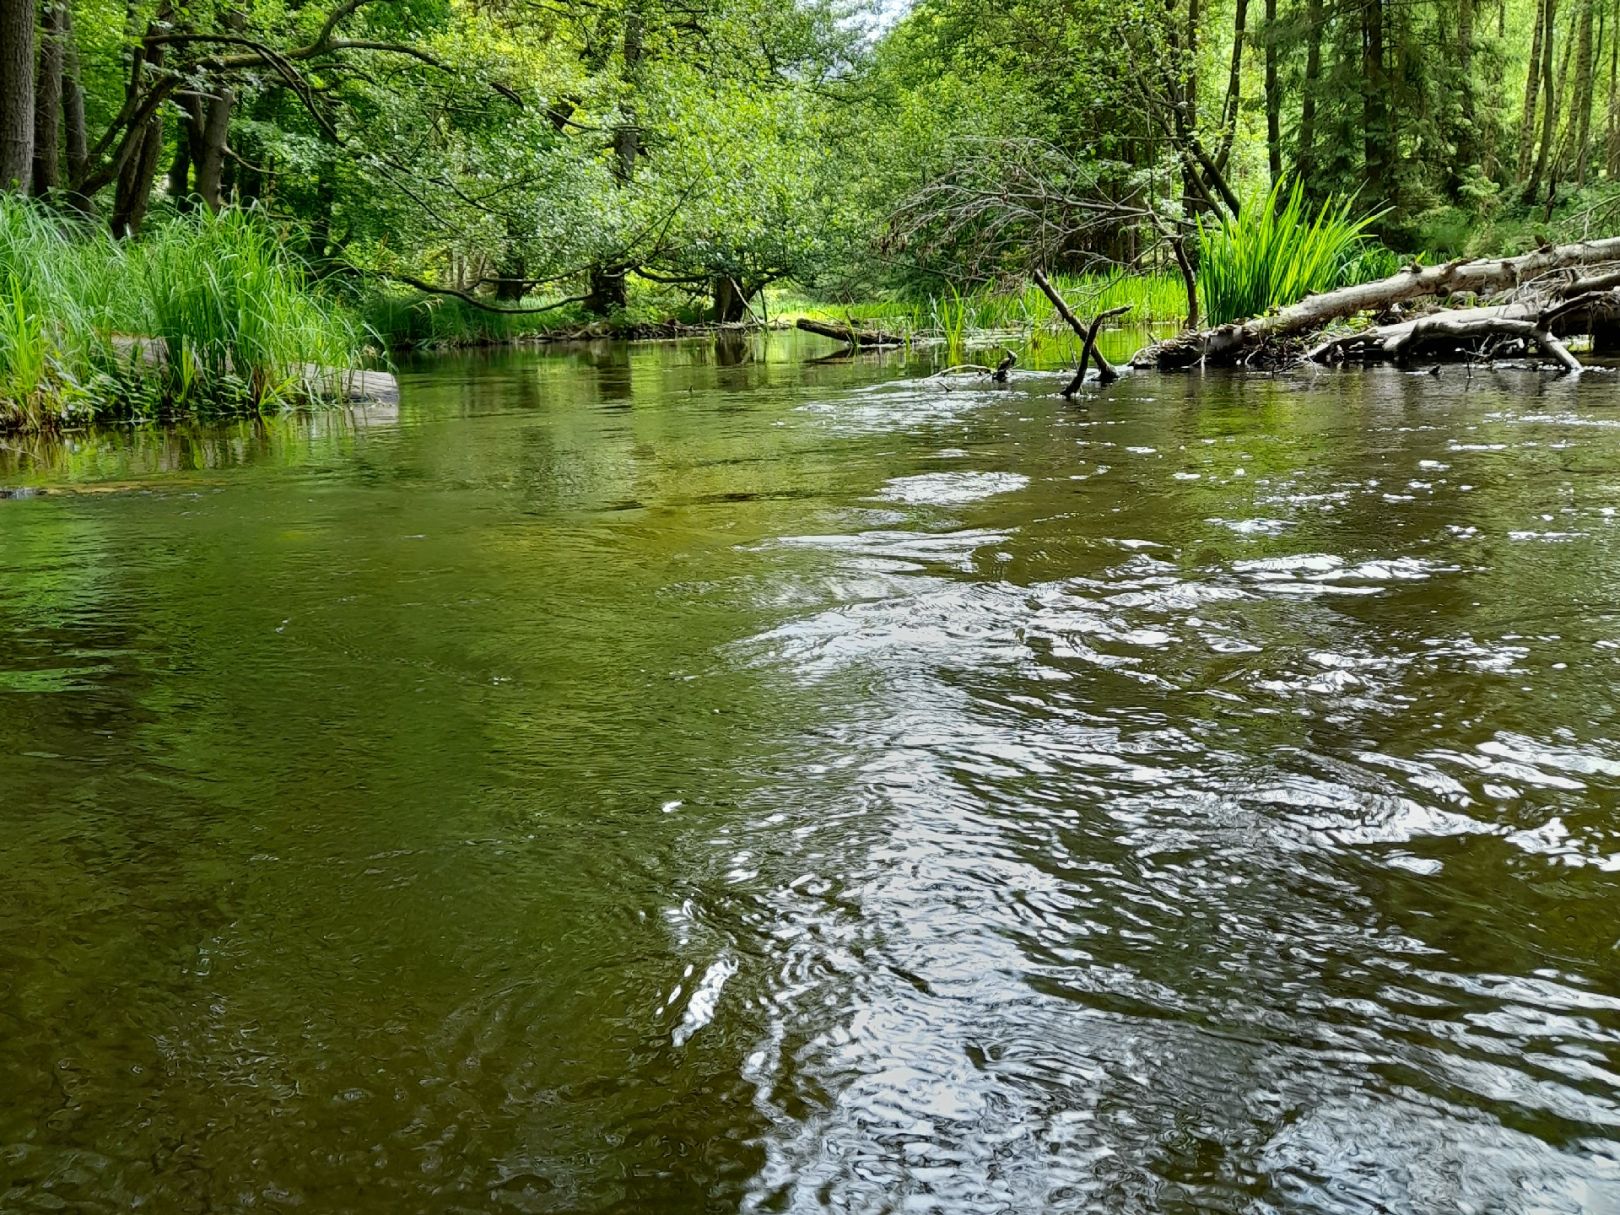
[[3, 335, 1619, 1213]]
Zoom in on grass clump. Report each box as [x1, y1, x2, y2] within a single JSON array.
[[0, 195, 363, 432], [1196, 180, 1385, 326]]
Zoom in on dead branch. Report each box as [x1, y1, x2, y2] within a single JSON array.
[[1033, 270, 1127, 387]]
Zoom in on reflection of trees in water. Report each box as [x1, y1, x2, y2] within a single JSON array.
[[7, 353, 1620, 1211]]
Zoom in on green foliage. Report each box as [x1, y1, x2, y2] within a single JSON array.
[[0, 196, 361, 430], [776, 271, 1187, 350], [1196, 181, 1384, 326], [137, 209, 360, 408]]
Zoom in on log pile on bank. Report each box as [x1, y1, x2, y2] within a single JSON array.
[[1132, 235, 1620, 373]]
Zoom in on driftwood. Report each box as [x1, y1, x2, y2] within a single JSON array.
[[1031, 269, 1127, 388], [795, 317, 906, 347], [929, 348, 1018, 381], [1308, 286, 1620, 373], [1139, 235, 1620, 368]]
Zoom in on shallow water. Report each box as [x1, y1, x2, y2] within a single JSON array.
[[4, 335, 1620, 1213]]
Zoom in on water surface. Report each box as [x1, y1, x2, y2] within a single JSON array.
[[4, 336, 1620, 1212]]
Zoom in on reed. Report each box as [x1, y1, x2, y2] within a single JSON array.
[[1196, 180, 1384, 326]]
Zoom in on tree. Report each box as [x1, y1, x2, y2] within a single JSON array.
[[0, 0, 32, 191]]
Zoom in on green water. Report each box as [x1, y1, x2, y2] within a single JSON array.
[[3, 335, 1620, 1213]]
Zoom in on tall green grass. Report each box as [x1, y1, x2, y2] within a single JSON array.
[[139, 209, 360, 408], [777, 271, 1187, 344], [0, 196, 362, 431], [1196, 180, 1384, 326]]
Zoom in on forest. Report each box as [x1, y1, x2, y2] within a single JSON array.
[[1, 0, 1619, 421]]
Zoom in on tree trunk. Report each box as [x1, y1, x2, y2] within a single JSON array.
[[795, 317, 904, 346], [111, 109, 163, 236], [588, 5, 643, 316], [187, 7, 241, 211], [31, 0, 61, 194], [716, 275, 745, 324], [1361, 0, 1389, 202], [60, 1, 84, 183], [1608, 0, 1620, 174], [192, 87, 233, 210], [1572, 0, 1597, 180], [0, 0, 34, 191], [1296, 0, 1323, 184], [1264, 0, 1281, 183], [586, 267, 627, 314], [1525, 0, 1559, 198], [1214, 0, 1247, 173], [1520, 0, 1548, 176], [496, 216, 527, 301], [1456, 0, 1477, 175], [166, 136, 189, 202]]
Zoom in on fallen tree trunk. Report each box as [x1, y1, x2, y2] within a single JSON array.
[[1307, 286, 1620, 372], [1138, 235, 1620, 368], [795, 317, 906, 347]]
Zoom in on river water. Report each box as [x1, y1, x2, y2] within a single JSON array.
[[3, 335, 1620, 1213]]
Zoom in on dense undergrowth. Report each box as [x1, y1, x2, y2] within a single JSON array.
[[0, 198, 360, 431]]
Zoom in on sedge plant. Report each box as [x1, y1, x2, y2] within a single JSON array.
[[1196, 180, 1385, 327]]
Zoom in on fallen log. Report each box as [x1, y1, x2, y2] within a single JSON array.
[[1138, 235, 1620, 368], [1031, 270, 1125, 386], [795, 317, 906, 347], [1307, 287, 1620, 372]]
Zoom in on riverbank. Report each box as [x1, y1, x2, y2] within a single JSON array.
[[0, 199, 363, 434]]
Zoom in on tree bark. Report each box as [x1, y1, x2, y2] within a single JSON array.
[[1525, 0, 1558, 198], [587, 3, 643, 316], [1520, 0, 1548, 176], [1572, 0, 1597, 180], [1295, 0, 1323, 184], [60, 0, 84, 183], [1214, 0, 1247, 173], [111, 108, 164, 236], [1315, 314, 1584, 371], [166, 135, 189, 202], [1264, 0, 1281, 183], [795, 317, 904, 346], [1361, 0, 1390, 202], [712, 276, 750, 323], [192, 86, 233, 210], [0, 0, 34, 191], [31, 0, 61, 194], [1609, 0, 1620, 174], [586, 267, 628, 314]]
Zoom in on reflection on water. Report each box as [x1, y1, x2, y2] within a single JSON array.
[[3, 335, 1620, 1212]]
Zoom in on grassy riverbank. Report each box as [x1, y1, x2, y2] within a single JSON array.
[[0, 199, 361, 432]]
